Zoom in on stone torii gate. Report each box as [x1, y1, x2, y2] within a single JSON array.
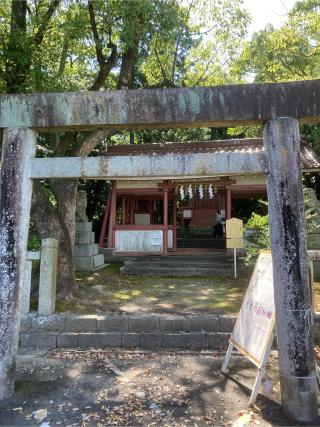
[[0, 80, 320, 422]]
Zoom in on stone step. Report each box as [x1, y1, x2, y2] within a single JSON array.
[[20, 313, 237, 351], [74, 253, 105, 270], [132, 254, 231, 261], [120, 265, 235, 276], [177, 239, 225, 249], [75, 221, 92, 232], [18, 313, 320, 351], [21, 313, 236, 334], [74, 243, 99, 257], [124, 261, 236, 268], [75, 231, 95, 245], [19, 331, 230, 351]]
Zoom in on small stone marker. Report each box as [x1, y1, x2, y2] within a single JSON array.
[[38, 238, 58, 316], [21, 251, 41, 315], [226, 218, 244, 278]]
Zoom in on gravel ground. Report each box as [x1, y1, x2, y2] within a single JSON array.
[[1, 348, 318, 426]]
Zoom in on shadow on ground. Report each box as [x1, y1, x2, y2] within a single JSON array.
[[1, 349, 318, 426]]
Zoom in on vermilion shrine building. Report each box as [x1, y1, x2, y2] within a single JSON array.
[[99, 138, 320, 255]]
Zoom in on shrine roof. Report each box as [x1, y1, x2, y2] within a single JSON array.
[[104, 138, 320, 172]]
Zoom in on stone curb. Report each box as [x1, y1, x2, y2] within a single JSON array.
[[22, 313, 237, 334], [19, 331, 230, 351], [19, 313, 320, 351]]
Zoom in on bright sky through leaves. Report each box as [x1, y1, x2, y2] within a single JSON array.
[[243, 0, 297, 36]]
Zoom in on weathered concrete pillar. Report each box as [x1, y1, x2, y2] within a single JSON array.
[[21, 251, 41, 315], [0, 128, 36, 400], [21, 260, 33, 315], [263, 118, 318, 423], [38, 238, 58, 316]]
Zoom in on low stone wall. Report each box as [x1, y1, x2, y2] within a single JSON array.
[[19, 313, 320, 351], [20, 313, 236, 351]]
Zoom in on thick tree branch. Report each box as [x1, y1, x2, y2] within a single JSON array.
[[154, 34, 169, 84], [71, 129, 113, 157], [34, 0, 60, 46], [117, 45, 138, 89], [5, 0, 27, 92], [58, 31, 69, 76], [88, 0, 104, 63], [171, 0, 194, 85], [88, 0, 117, 90]]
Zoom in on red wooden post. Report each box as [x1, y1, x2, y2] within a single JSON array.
[[130, 198, 135, 224], [122, 197, 126, 224], [226, 188, 232, 219], [99, 191, 112, 247], [173, 195, 177, 250], [163, 187, 168, 255], [107, 181, 117, 248]]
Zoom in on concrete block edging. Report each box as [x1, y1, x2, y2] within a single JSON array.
[[20, 313, 320, 351]]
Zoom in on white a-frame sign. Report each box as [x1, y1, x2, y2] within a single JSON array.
[[221, 252, 275, 405]]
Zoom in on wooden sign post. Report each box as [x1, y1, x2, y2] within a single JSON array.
[[226, 218, 244, 279], [221, 252, 275, 405]]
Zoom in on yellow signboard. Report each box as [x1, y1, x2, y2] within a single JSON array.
[[226, 217, 244, 248]]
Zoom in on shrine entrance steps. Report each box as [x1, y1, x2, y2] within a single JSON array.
[[17, 312, 320, 352], [19, 313, 235, 352], [177, 238, 225, 249], [120, 254, 244, 277]]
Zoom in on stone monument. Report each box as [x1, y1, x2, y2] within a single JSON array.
[[74, 190, 105, 270]]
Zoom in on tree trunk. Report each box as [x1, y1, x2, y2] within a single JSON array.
[[29, 6, 139, 297], [31, 179, 78, 297], [5, 0, 27, 93]]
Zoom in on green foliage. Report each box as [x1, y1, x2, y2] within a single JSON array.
[[27, 223, 41, 251], [235, 0, 320, 83], [227, 125, 263, 138], [244, 186, 320, 264], [233, 0, 320, 194], [244, 212, 270, 265], [141, 0, 250, 87]]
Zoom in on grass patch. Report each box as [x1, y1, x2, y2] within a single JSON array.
[[55, 263, 250, 315]]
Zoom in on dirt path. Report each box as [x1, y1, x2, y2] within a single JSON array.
[[1, 349, 314, 426]]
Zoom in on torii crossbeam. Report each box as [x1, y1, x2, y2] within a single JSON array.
[[0, 80, 320, 422]]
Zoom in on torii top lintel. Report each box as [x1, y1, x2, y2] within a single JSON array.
[[0, 79, 320, 131]]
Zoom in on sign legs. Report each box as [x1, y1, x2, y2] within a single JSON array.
[[221, 342, 233, 375], [249, 332, 275, 405], [263, 118, 318, 422], [0, 128, 36, 400], [221, 333, 275, 406]]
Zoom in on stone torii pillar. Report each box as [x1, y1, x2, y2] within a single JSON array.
[[0, 128, 36, 399], [263, 118, 318, 423]]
